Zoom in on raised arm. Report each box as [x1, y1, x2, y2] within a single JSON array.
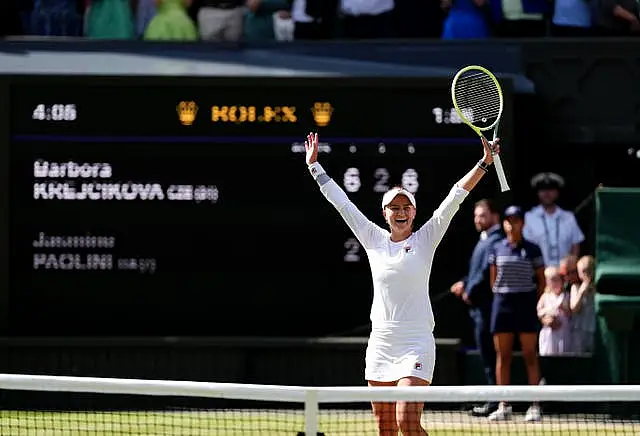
[[417, 137, 501, 247], [305, 133, 384, 248], [457, 137, 501, 192]]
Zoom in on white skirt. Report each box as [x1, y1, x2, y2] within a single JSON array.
[[365, 322, 436, 383]]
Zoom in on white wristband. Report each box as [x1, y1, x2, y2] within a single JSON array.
[[308, 162, 326, 179]]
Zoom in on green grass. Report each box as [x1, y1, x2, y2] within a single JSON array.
[[0, 410, 637, 435]]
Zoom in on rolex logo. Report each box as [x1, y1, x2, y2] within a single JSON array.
[[311, 102, 333, 127], [177, 101, 198, 126]]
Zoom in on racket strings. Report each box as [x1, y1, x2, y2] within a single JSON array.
[[453, 72, 501, 126]]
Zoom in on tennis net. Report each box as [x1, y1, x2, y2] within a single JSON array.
[[0, 373, 638, 435]]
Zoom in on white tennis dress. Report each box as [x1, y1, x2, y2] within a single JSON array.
[[316, 173, 469, 383]]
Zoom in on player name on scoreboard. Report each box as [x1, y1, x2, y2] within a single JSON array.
[[29, 160, 222, 274], [32, 232, 157, 274], [33, 160, 219, 202]]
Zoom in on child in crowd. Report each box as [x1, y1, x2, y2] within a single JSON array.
[[538, 266, 572, 355], [570, 255, 596, 353]]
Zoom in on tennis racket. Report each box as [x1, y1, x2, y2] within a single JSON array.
[[451, 65, 510, 192]]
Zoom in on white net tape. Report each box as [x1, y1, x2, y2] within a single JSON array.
[[0, 374, 638, 435]]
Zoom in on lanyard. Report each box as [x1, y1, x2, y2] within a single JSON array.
[[541, 213, 560, 264]]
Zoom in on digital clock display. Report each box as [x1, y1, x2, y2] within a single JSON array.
[[32, 104, 77, 122], [1, 76, 513, 338]]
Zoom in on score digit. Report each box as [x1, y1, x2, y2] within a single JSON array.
[[373, 168, 390, 193], [343, 168, 361, 193], [401, 169, 419, 194], [344, 238, 361, 262]]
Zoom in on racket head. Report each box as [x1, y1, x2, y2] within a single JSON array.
[[451, 65, 503, 132]]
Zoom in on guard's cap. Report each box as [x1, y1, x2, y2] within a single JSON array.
[[530, 172, 565, 190]]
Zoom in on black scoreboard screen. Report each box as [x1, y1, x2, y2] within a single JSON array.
[[0, 76, 512, 337]]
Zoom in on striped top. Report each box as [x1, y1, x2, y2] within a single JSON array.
[[489, 238, 544, 294]]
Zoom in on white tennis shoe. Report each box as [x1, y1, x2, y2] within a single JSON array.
[[487, 404, 512, 421], [524, 404, 542, 422]]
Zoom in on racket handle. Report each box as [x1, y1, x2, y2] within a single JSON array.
[[492, 153, 510, 192]]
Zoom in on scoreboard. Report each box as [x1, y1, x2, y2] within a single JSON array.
[[0, 76, 512, 337]]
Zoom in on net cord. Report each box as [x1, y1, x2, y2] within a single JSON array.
[[0, 373, 638, 403]]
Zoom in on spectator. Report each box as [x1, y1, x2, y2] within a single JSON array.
[[537, 266, 572, 356], [31, 0, 83, 37], [523, 172, 585, 267], [340, 0, 394, 39], [273, 7, 294, 40], [549, 0, 592, 36], [490, 0, 547, 37], [592, 0, 640, 35], [292, 0, 338, 40], [136, 0, 158, 37], [144, 0, 198, 41], [450, 199, 502, 417], [244, 0, 291, 41], [197, 0, 244, 42], [488, 206, 545, 422], [441, 0, 491, 39], [570, 255, 596, 353], [559, 255, 579, 291], [85, 0, 135, 39]]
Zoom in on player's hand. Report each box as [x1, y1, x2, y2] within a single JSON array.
[[481, 137, 500, 165], [305, 132, 319, 165], [450, 281, 465, 297]]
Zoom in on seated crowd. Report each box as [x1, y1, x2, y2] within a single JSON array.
[[1, 0, 638, 41]]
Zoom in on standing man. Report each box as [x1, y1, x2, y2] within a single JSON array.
[[197, 0, 245, 42], [451, 199, 502, 417], [523, 172, 585, 267]]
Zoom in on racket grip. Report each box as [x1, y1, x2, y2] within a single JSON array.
[[492, 153, 510, 192]]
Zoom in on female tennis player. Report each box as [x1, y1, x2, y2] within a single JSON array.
[[305, 132, 500, 436]]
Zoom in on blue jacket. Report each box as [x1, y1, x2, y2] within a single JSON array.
[[462, 225, 503, 306]]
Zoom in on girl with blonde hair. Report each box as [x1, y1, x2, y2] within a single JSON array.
[[570, 255, 596, 353], [537, 266, 572, 355]]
